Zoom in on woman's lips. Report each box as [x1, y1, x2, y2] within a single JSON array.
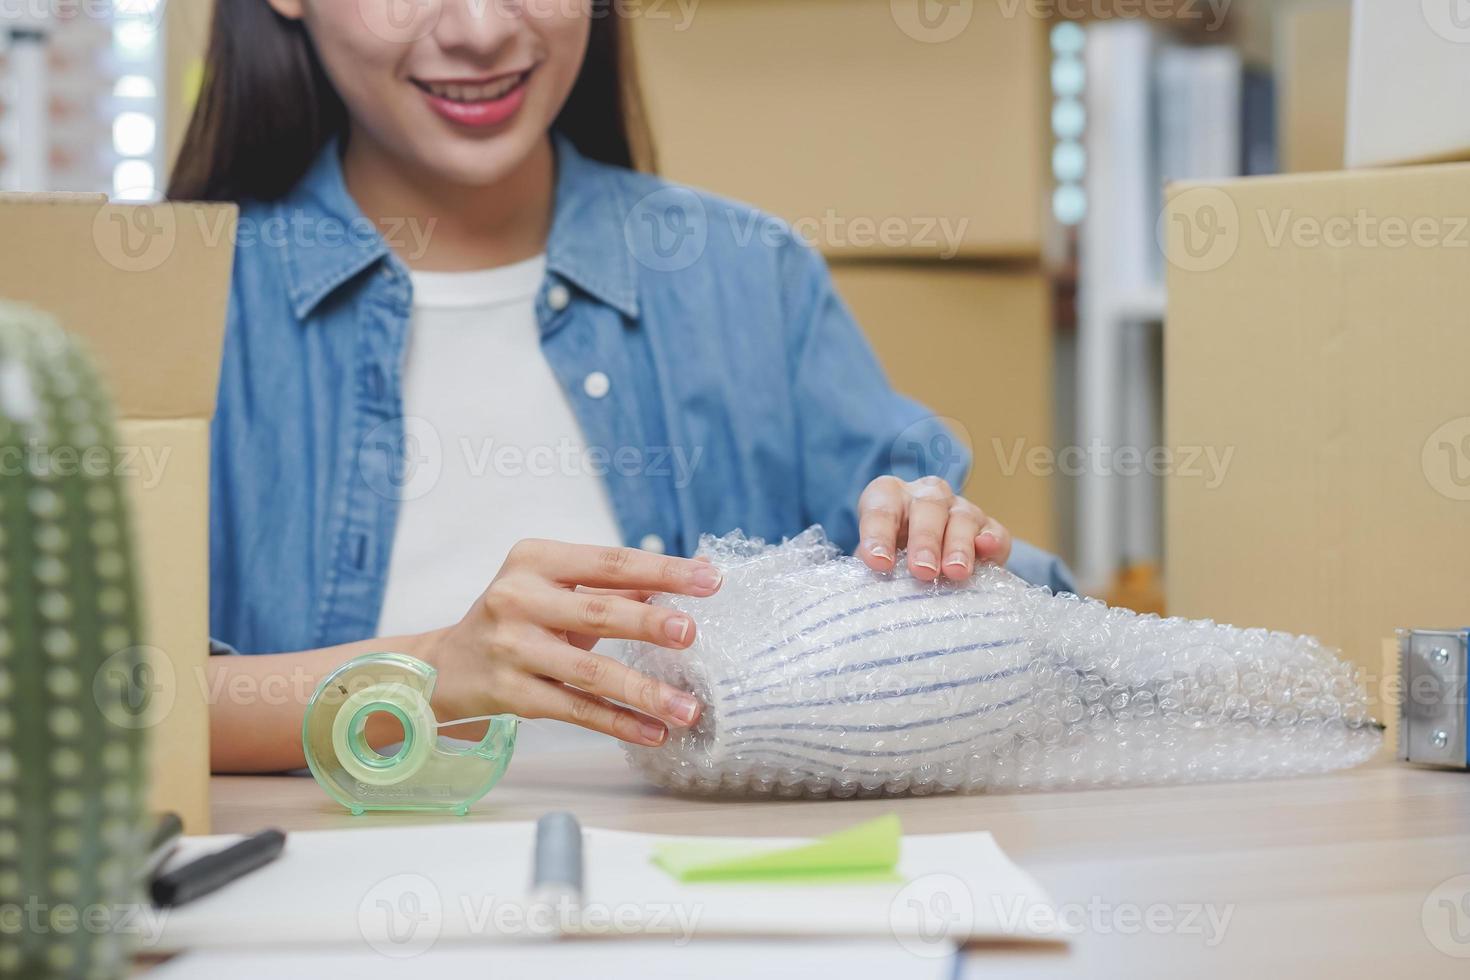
[[415, 71, 531, 130]]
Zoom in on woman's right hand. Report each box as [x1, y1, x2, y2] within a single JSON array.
[[417, 540, 723, 748]]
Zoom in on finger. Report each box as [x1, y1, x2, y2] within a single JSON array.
[[904, 477, 953, 581], [543, 590, 697, 650], [570, 588, 655, 650], [507, 540, 722, 596], [517, 677, 671, 747], [526, 639, 701, 727], [940, 499, 985, 581], [976, 518, 1013, 566], [856, 476, 906, 571], [575, 586, 656, 603]]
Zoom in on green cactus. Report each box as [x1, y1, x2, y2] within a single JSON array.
[[0, 301, 149, 980]]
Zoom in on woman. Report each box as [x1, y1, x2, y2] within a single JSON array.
[[174, 0, 1073, 772]]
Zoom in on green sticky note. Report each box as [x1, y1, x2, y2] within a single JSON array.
[[651, 814, 903, 883]]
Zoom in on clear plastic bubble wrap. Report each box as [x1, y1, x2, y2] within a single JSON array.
[[623, 528, 1383, 798]]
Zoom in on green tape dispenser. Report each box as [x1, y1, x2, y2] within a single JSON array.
[[303, 653, 518, 815]]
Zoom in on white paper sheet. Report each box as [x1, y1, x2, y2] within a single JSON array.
[[141, 822, 1060, 955]]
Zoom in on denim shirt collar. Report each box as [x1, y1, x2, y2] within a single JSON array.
[[276, 132, 640, 320]]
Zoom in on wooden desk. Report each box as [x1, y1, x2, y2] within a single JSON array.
[[208, 752, 1470, 978]]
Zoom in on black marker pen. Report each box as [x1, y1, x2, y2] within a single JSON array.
[[150, 829, 287, 908]]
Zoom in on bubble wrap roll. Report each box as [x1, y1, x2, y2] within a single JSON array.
[[623, 529, 1383, 798]]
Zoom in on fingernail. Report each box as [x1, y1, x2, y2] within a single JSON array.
[[667, 692, 699, 725], [979, 528, 998, 542], [664, 615, 692, 645], [912, 549, 939, 572], [945, 552, 969, 570], [866, 540, 892, 562], [691, 565, 723, 593], [639, 718, 668, 745]]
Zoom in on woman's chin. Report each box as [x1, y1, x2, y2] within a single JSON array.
[[411, 133, 546, 190]]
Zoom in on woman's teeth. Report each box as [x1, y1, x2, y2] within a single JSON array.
[[421, 73, 526, 104]]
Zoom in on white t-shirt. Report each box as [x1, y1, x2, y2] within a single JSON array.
[[375, 256, 625, 638]]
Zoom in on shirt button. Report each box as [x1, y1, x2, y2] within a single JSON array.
[[547, 284, 571, 312], [640, 534, 667, 555], [583, 372, 611, 399]]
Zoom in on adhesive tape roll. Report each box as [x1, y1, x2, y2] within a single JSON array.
[[305, 653, 520, 814], [328, 681, 438, 787]]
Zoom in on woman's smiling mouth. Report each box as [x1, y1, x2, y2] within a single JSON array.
[[412, 69, 534, 128]]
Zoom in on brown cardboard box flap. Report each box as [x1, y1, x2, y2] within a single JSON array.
[[0, 197, 236, 419]]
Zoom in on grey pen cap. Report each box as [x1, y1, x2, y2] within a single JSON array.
[[533, 812, 584, 892]]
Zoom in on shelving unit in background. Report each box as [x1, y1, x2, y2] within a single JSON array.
[[1073, 19, 1250, 597], [1, 13, 50, 190], [0, 0, 164, 198]]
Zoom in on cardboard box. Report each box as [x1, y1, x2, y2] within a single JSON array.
[[1163, 164, 1470, 728], [831, 262, 1056, 550], [633, 0, 1049, 259], [1346, 0, 1470, 168], [1277, 1, 1351, 173], [0, 197, 236, 832]]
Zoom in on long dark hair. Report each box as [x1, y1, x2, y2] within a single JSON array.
[[168, 2, 654, 202]]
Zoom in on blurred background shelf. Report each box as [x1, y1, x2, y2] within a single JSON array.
[[0, 1, 165, 198]]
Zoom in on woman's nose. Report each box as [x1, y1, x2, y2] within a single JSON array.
[[432, 0, 522, 61]]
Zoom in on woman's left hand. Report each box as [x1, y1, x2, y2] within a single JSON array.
[[856, 475, 1012, 582]]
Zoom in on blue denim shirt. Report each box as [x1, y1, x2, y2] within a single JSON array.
[[211, 136, 1074, 655]]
